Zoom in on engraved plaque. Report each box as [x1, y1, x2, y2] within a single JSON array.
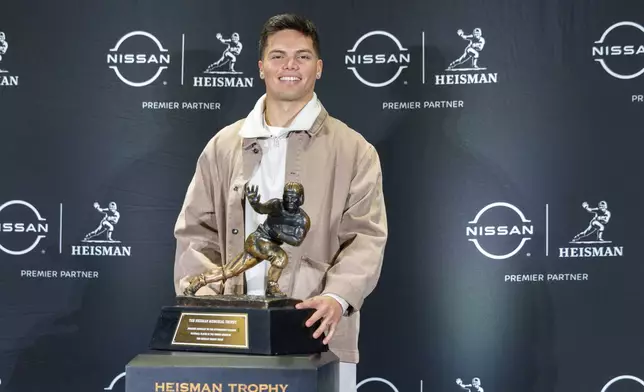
[[171, 312, 248, 349]]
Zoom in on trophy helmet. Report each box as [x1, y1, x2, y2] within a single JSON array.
[[284, 182, 304, 203]]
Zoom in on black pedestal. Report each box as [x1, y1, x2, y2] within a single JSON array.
[[126, 351, 339, 392], [149, 296, 327, 355]]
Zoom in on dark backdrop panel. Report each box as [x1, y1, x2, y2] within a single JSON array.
[[0, 1, 643, 391]]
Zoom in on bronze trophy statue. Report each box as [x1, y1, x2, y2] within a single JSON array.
[[184, 182, 310, 297], [149, 181, 326, 356]]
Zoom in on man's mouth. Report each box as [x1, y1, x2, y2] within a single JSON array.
[[279, 76, 301, 83]]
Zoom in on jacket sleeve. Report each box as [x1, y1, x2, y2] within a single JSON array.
[[173, 148, 223, 295], [322, 144, 388, 314]]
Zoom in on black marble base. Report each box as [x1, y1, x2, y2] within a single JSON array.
[[149, 296, 328, 355], [175, 295, 301, 309]]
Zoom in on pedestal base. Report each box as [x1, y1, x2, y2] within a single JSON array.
[[149, 296, 327, 355], [126, 351, 339, 392]]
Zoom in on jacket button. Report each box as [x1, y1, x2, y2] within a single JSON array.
[[252, 148, 259, 153], [232, 229, 239, 234], [233, 186, 239, 191]]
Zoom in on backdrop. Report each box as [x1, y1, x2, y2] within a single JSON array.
[[1, 0, 643, 391]]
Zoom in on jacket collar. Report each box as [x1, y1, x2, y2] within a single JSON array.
[[239, 93, 327, 141]]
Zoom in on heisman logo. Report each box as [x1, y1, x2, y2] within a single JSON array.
[[193, 32, 253, 88], [592, 21, 644, 80], [83, 201, 121, 244], [448, 28, 487, 71], [559, 200, 623, 258], [0, 31, 19, 86], [107, 31, 170, 87], [205, 32, 243, 74], [466, 202, 533, 259], [456, 377, 484, 392], [345, 31, 410, 87], [571, 201, 611, 244], [71, 201, 131, 257], [435, 27, 498, 85]]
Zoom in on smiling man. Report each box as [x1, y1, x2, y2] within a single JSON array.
[[173, 13, 388, 391]]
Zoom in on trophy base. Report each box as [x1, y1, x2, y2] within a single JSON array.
[[149, 295, 328, 355], [126, 350, 339, 392]]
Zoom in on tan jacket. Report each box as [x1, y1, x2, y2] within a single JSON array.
[[173, 104, 388, 363]]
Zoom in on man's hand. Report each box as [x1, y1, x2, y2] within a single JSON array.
[[295, 296, 343, 345]]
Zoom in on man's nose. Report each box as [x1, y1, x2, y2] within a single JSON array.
[[284, 56, 299, 70]]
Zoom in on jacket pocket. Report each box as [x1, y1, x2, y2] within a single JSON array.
[[292, 255, 330, 299]]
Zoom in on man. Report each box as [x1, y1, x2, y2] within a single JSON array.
[[174, 13, 388, 391], [205, 32, 243, 74], [448, 28, 485, 70]]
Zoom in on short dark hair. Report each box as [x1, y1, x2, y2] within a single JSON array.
[[258, 14, 321, 59]]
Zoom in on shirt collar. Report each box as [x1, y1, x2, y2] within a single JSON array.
[[239, 93, 322, 139]]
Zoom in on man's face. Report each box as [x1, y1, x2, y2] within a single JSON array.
[[474, 30, 481, 38], [258, 29, 322, 102], [0, 33, 5, 41], [283, 189, 302, 212]]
